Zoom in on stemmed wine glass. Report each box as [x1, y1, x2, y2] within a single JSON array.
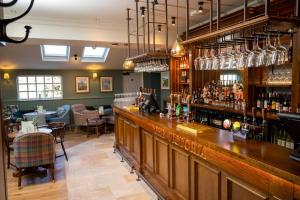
[[246, 40, 254, 68], [199, 49, 207, 70], [253, 37, 265, 67], [276, 34, 288, 65], [212, 47, 220, 70], [265, 34, 277, 66]]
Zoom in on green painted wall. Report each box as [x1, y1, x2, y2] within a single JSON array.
[[1, 70, 122, 111]]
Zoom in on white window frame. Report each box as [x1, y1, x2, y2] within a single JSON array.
[[40, 45, 70, 62], [17, 75, 63, 101], [81, 46, 110, 63]]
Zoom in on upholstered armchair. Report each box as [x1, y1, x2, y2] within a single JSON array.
[[48, 105, 71, 125], [71, 104, 99, 127], [13, 132, 56, 187]]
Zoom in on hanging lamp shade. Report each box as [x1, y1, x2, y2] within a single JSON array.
[[123, 59, 134, 69], [171, 0, 186, 58], [171, 38, 186, 57]]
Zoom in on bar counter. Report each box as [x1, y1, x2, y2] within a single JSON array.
[[113, 105, 300, 200]]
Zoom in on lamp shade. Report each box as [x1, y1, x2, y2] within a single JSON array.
[[123, 60, 134, 69], [3, 73, 10, 80], [92, 73, 98, 79], [171, 39, 186, 58]]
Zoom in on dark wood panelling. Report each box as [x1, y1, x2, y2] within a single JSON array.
[[222, 173, 268, 200], [170, 145, 190, 200], [191, 157, 221, 200], [154, 137, 169, 186], [142, 130, 154, 172], [132, 124, 141, 164]]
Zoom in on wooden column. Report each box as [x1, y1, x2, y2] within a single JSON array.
[[292, 29, 300, 112], [0, 3, 8, 199]]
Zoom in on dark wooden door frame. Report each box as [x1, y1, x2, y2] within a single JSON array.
[[0, 2, 8, 198]]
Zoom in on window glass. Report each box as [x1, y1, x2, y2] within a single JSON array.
[[17, 75, 63, 100]]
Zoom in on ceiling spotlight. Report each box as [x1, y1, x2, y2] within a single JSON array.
[[157, 24, 162, 32], [153, 0, 158, 5], [198, 1, 204, 14], [140, 6, 145, 18], [171, 17, 176, 26]]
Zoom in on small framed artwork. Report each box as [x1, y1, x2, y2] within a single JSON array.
[[161, 71, 170, 90], [100, 76, 113, 92], [75, 76, 90, 93]]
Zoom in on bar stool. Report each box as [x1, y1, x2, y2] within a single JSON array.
[[47, 122, 68, 161]]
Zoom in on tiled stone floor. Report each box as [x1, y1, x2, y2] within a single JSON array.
[[7, 132, 157, 200]]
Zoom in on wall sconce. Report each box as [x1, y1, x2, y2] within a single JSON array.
[[92, 73, 98, 79], [140, 6, 145, 18], [171, 17, 176, 26], [3, 73, 10, 80], [157, 24, 162, 32]]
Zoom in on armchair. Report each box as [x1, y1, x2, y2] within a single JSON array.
[[13, 132, 56, 188], [71, 104, 99, 127], [47, 105, 71, 125]]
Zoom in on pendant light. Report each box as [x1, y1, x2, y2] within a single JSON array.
[[171, 0, 186, 58]]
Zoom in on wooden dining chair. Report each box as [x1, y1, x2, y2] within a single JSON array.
[[48, 122, 68, 161]]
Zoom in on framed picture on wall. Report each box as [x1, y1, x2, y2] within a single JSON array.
[[161, 71, 169, 90], [100, 76, 113, 92], [75, 76, 90, 93]]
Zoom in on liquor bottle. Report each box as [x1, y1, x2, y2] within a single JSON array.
[[271, 93, 276, 112], [263, 94, 268, 110], [288, 38, 293, 63], [285, 134, 293, 149], [267, 93, 272, 111], [283, 95, 289, 112], [181, 71, 186, 83], [275, 93, 281, 112], [288, 95, 292, 112], [257, 94, 262, 110], [277, 131, 282, 146], [281, 131, 287, 147]]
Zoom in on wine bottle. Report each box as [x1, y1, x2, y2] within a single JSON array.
[[257, 94, 262, 110], [275, 93, 280, 112], [263, 94, 268, 110], [283, 95, 289, 112], [267, 93, 272, 111]]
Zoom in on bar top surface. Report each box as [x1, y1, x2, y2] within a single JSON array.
[[114, 106, 300, 185]]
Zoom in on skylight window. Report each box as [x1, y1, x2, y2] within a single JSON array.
[[41, 45, 70, 62], [81, 47, 110, 63]]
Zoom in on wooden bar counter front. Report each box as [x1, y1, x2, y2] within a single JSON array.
[[113, 106, 300, 200]]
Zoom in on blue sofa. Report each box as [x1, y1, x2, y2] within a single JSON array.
[[47, 105, 71, 125]]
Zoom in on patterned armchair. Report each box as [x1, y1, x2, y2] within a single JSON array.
[[13, 132, 56, 188], [71, 104, 99, 127]]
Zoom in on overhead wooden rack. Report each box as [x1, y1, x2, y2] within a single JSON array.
[[125, 51, 170, 63], [181, 16, 300, 45]]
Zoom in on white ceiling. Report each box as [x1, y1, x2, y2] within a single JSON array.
[[0, 0, 264, 70]]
